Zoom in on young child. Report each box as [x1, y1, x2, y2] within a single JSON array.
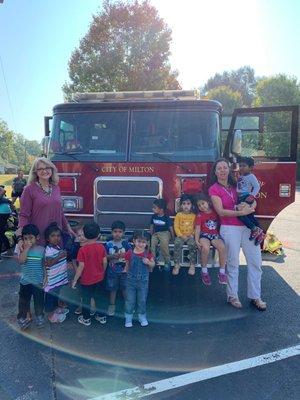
[[15, 224, 45, 330], [72, 222, 107, 326], [194, 193, 227, 285], [70, 228, 96, 315], [237, 157, 264, 245], [105, 220, 131, 316], [173, 194, 197, 276], [150, 199, 174, 271], [44, 223, 69, 323], [125, 232, 155, 328], [0, 185, 13, 260], [124, 231, 155, 328]]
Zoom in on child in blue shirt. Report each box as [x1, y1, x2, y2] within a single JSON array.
[[237, 157, 265, 245], [15, 224, 45, 330], [105, 221, 131, 316]]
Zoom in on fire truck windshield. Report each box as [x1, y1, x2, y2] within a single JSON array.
[[49, 109, 220, 162]]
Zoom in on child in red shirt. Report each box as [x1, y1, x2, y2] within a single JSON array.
[[72, 222, 107, 326], [194, 193, 227, 286]]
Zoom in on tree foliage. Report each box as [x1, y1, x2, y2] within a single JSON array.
[[253, 74, 300, 106], [202, 66, 256, 106], [0, 119, 41, 172], [63, 0, 180, 98], [205, 85, 243, 114]]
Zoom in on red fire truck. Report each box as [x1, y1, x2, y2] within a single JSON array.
[[44, 90, 299, 238]]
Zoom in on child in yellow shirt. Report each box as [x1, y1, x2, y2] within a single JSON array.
[[173, 194, 197, 276]]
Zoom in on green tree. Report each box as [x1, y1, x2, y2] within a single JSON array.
[[0, 119, 15, 165], [253, 74, 300, 106], [202, 66, 256, 106], [206, 85, 243, 114], [63, 0, 180, 99], [0, 119, 41, 173]]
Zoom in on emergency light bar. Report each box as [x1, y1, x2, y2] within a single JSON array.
[[71, 90, 199, 102]]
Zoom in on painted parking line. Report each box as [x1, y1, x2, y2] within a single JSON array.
[[91, 345, 300, 400]]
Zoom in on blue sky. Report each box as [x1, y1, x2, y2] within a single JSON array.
[[0, 0, 299, 141]]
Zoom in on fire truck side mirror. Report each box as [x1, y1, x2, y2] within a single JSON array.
[[231, 129, 242, 155], [44, 116, 52, 137], [41, 136, 50, 156]]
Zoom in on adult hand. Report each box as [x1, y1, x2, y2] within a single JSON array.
[[67, 226, 76, 237], [239, 204, 254, 216]]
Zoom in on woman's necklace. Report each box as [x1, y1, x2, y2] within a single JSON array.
[[219, 182, 234, 201], [37, 181, 52, 196]]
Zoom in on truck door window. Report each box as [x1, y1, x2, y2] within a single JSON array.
[[237, 111, 292, 158]]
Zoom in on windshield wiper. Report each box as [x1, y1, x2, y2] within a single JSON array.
[[152, 152, 191, 173]]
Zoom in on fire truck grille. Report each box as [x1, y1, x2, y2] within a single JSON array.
[[95, 176, 163, 231]]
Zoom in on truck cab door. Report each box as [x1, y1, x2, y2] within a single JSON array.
[[223, 105, 299, 230]]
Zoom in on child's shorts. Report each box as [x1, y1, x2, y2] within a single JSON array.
[[200, 233, 223, 242], [106, 272, 127, 292]]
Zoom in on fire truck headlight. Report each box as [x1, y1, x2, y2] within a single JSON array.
[[62, 197, 83, 211]]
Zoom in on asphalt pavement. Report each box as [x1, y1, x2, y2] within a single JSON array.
[[0, 191, 299, 400]]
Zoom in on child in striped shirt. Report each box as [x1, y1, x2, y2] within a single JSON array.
[[44, 223, 69, 323], [15, 224, 45, 330]]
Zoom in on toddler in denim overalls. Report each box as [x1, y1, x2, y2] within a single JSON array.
[[124, 231, 155, 328]]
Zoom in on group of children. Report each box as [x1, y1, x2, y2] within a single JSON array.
[[15, 219, 155, 330], [15, 156, 264, 329]]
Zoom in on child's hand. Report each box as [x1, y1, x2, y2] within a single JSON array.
[[71, 280, 77, 289], [59, 250, 68, 259], [23, 242, 32, 251], [142, 257, 151, 265]]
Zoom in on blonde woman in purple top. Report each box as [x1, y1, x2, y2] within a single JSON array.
[[17, 157, 74, 246], [209, 158, 267, 311]]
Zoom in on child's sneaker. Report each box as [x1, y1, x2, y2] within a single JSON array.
[[95, 314, 107, 324], [55, 307, 70, 315], [49, 313, 66, 323], [249, 227, 261, 241], [125, 313, 133, 328], [172, 265, 180, 276], [188, 265, 195, 276], [138, 314, 148, 327], [74, 306, 82, 315], [255, 231, 266, 246], [107, 304, 116, 316], [35, 315, 45, 328], [78, 315, 91, 326], [218, 273, 228, 285], [201, 272, 211, 286], [17, 317, 31, 330], [163, 262, 171, 272]]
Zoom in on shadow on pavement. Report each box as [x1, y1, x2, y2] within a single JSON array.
[[1, 260, 300, 399]]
